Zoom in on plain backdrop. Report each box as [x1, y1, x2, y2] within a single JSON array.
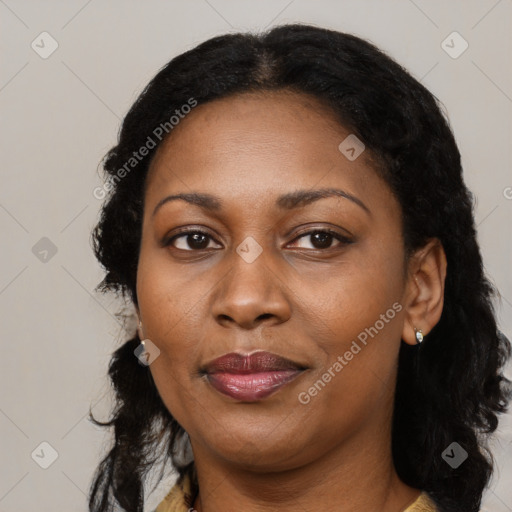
[[1, 1, 511, 511]]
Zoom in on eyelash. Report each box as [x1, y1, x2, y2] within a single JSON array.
[[163, 227, 353, 251]]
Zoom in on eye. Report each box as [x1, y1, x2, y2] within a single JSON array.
[[164, 229, 221, 251], [163, 227, 353, 252], [288, 229, 352, 250]]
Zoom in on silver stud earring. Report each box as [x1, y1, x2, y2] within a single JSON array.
[[414, 328, 424, 344]]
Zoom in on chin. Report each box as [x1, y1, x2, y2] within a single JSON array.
[[198, 426, 311, 470]]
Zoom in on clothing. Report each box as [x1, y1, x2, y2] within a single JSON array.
[[154, 472, 439, 511]]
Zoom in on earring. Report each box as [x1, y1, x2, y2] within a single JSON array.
[[414, 328, 424, 344], [134, 339, 152, 366]]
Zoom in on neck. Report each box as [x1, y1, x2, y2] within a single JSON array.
[[190, 423, 420, 512]]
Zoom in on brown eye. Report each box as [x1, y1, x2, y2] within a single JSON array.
[[289, 229, 352, 250], [309, 231, 334, 249], [165, 230, 221, 251]]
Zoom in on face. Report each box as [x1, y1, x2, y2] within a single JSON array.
[[136, 90, 410, 472]]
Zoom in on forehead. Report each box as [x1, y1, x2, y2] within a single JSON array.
[[145, 90, 395, 217]]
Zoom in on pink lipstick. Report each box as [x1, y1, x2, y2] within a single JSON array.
[[203, 351, 305, 401]]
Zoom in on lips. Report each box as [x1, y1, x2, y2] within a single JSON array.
[[203, 351, 306, 402]]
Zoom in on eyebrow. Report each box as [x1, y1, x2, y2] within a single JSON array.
[[152, 187, 370, 217]]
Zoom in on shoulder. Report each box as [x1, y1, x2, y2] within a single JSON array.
[[154, 472, 195, 512], [403, 491, 439, 512]]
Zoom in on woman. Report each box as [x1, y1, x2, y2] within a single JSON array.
[[89, 24, 511, 512]]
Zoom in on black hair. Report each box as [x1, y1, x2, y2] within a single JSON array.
[[89, 23, 511, 512]]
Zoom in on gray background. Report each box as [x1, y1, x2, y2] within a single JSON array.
[[1, 1, 511, 510]]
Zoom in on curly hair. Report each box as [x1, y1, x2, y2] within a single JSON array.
[[89, 23, 512, 512]]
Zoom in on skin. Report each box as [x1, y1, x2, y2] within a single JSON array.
[[135, 90, 447, 512]]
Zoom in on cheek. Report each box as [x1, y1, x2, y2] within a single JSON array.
[[301, 239, 404, 347], [297, 241, 405, 404], [136, 252, 206, 401], [137, 259, 205, 425], [137, 243, 199, 337]]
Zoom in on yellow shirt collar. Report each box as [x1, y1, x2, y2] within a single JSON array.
[[154, 472, 438, 512]]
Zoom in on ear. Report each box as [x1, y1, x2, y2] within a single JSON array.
[[401, 238, 447, 346], [134, 305, 144, 340]]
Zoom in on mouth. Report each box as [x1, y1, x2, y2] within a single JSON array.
[[202, 351, 307, 402]]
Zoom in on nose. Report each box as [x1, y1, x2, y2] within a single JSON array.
[[211, 248, 292, 330]]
